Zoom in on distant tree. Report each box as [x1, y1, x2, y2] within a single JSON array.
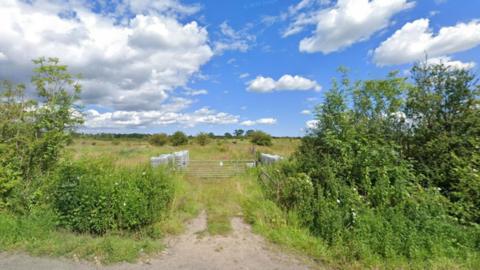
[[245, 129, 255, 137], [234, 129, 244, 137], [208, 132, 215, 138], [148, 133, 169, 146], [170, 131, 188, 146], [196, 132, 211, 146], [224, 132, 233, 138], [249, 130, 272, 146]]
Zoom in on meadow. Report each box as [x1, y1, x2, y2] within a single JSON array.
[[0, 137, 300, 264], [68, 137, 299, 164]]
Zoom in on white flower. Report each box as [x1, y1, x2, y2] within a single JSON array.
[[123, 202, 126, 206], [336, 199, 341, 204]]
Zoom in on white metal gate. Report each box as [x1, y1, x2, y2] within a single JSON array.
[[186, 160, 256, 178]]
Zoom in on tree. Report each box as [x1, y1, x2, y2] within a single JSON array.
[[249, 130, 272, 146], [196, 132, 210, 146], [245, 129, 255, 137], [234, 129, 244, 137], [148, 133, 169, 146], [224, 132, 233, 138], [170, 131, 188, 146], [404, 63, 480, 222], [0, 57, 83, 208]]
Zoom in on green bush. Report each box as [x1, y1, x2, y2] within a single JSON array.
[[51, 158, 174, 234], [0, 58, 83, 210], [256, 65, 480, 267], [170, 131, 188, 146], [195, 132, 210, 146], [148, 133, 169, 146], [249, 130, 272, 146]]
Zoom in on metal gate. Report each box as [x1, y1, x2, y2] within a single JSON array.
[[186, 160, 256, 178]]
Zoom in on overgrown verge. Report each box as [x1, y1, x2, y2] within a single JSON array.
[[245, 163, 480, 269], [51, 158, 174, 234], [242, 63, 480, 269], [0, 157, 201, 263]]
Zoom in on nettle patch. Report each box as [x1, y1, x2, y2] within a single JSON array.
[[52, 158, 175, 234]]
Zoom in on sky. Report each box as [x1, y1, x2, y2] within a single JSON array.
[[0, 0, 479, 136]]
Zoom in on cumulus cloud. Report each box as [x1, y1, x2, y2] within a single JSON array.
[[284, 0, 414, 53], [184, 88, 208, 96], [240, 118, 277, 126], [373, 18, 480, 66], [0, 0, 213, 113], [0, 52, 7, 61], [247, 75, 321, 93], [306, 119, 319, 129], [84, 107, 240, 129], [213, 22, 256, 54], [426, 56, 476, 70]]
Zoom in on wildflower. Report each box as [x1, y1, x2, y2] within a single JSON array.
[[336, 199, 341, 204], [123, 202, 126, 206]]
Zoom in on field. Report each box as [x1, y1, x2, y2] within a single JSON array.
[[68, 137, 299, 163], [67, 137, 299, 236], [0, 138, 303, 264]]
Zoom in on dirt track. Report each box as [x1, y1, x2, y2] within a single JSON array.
[[0, 211, 313, 270]]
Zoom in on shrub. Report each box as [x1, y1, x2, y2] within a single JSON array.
[[0, 58, 83, 209], [51, 158, 174, 234], [149, 133, 169, 146], [170, 131, 188, 146], [195, 132, 210, 146], [250, 131, 272, 146], [256, 65, 480, 266]]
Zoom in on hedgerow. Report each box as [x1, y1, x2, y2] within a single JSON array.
[[257, 64, 480, 267], [51, 158, 175, 234]]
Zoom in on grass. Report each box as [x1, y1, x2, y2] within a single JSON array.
[[68, 137, 299, 166], [0, 171, 201, 264], [0, 137, 297, 264], [239, 168, 480, 270], [2, 137, 478, 268]]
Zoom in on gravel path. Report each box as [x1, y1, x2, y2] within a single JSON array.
[[0, 211, 314, 270]]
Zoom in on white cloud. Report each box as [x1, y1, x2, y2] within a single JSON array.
[[373, 19, 480, 66], [256, 118, 277, 125], [0, 52, 7, 61], [301, 110, 311, 115], [122, 0, 201, 16], [213, 22, 256, 54], [284, 0, 414, 53], [426, 56, 476, 70], [184, 88, 208, 96], [0, 0, 213, 112], [240, 120, 256, 126], [247, 74, 321, 93], [306, 119, 319, 129], [84, 107, 240, 129], [240, 118, 277, 126]]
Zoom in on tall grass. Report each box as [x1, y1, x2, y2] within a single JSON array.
[[0, 156, 200, 264]]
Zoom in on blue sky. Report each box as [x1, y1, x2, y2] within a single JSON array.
[[1, 0, 479, 136]]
